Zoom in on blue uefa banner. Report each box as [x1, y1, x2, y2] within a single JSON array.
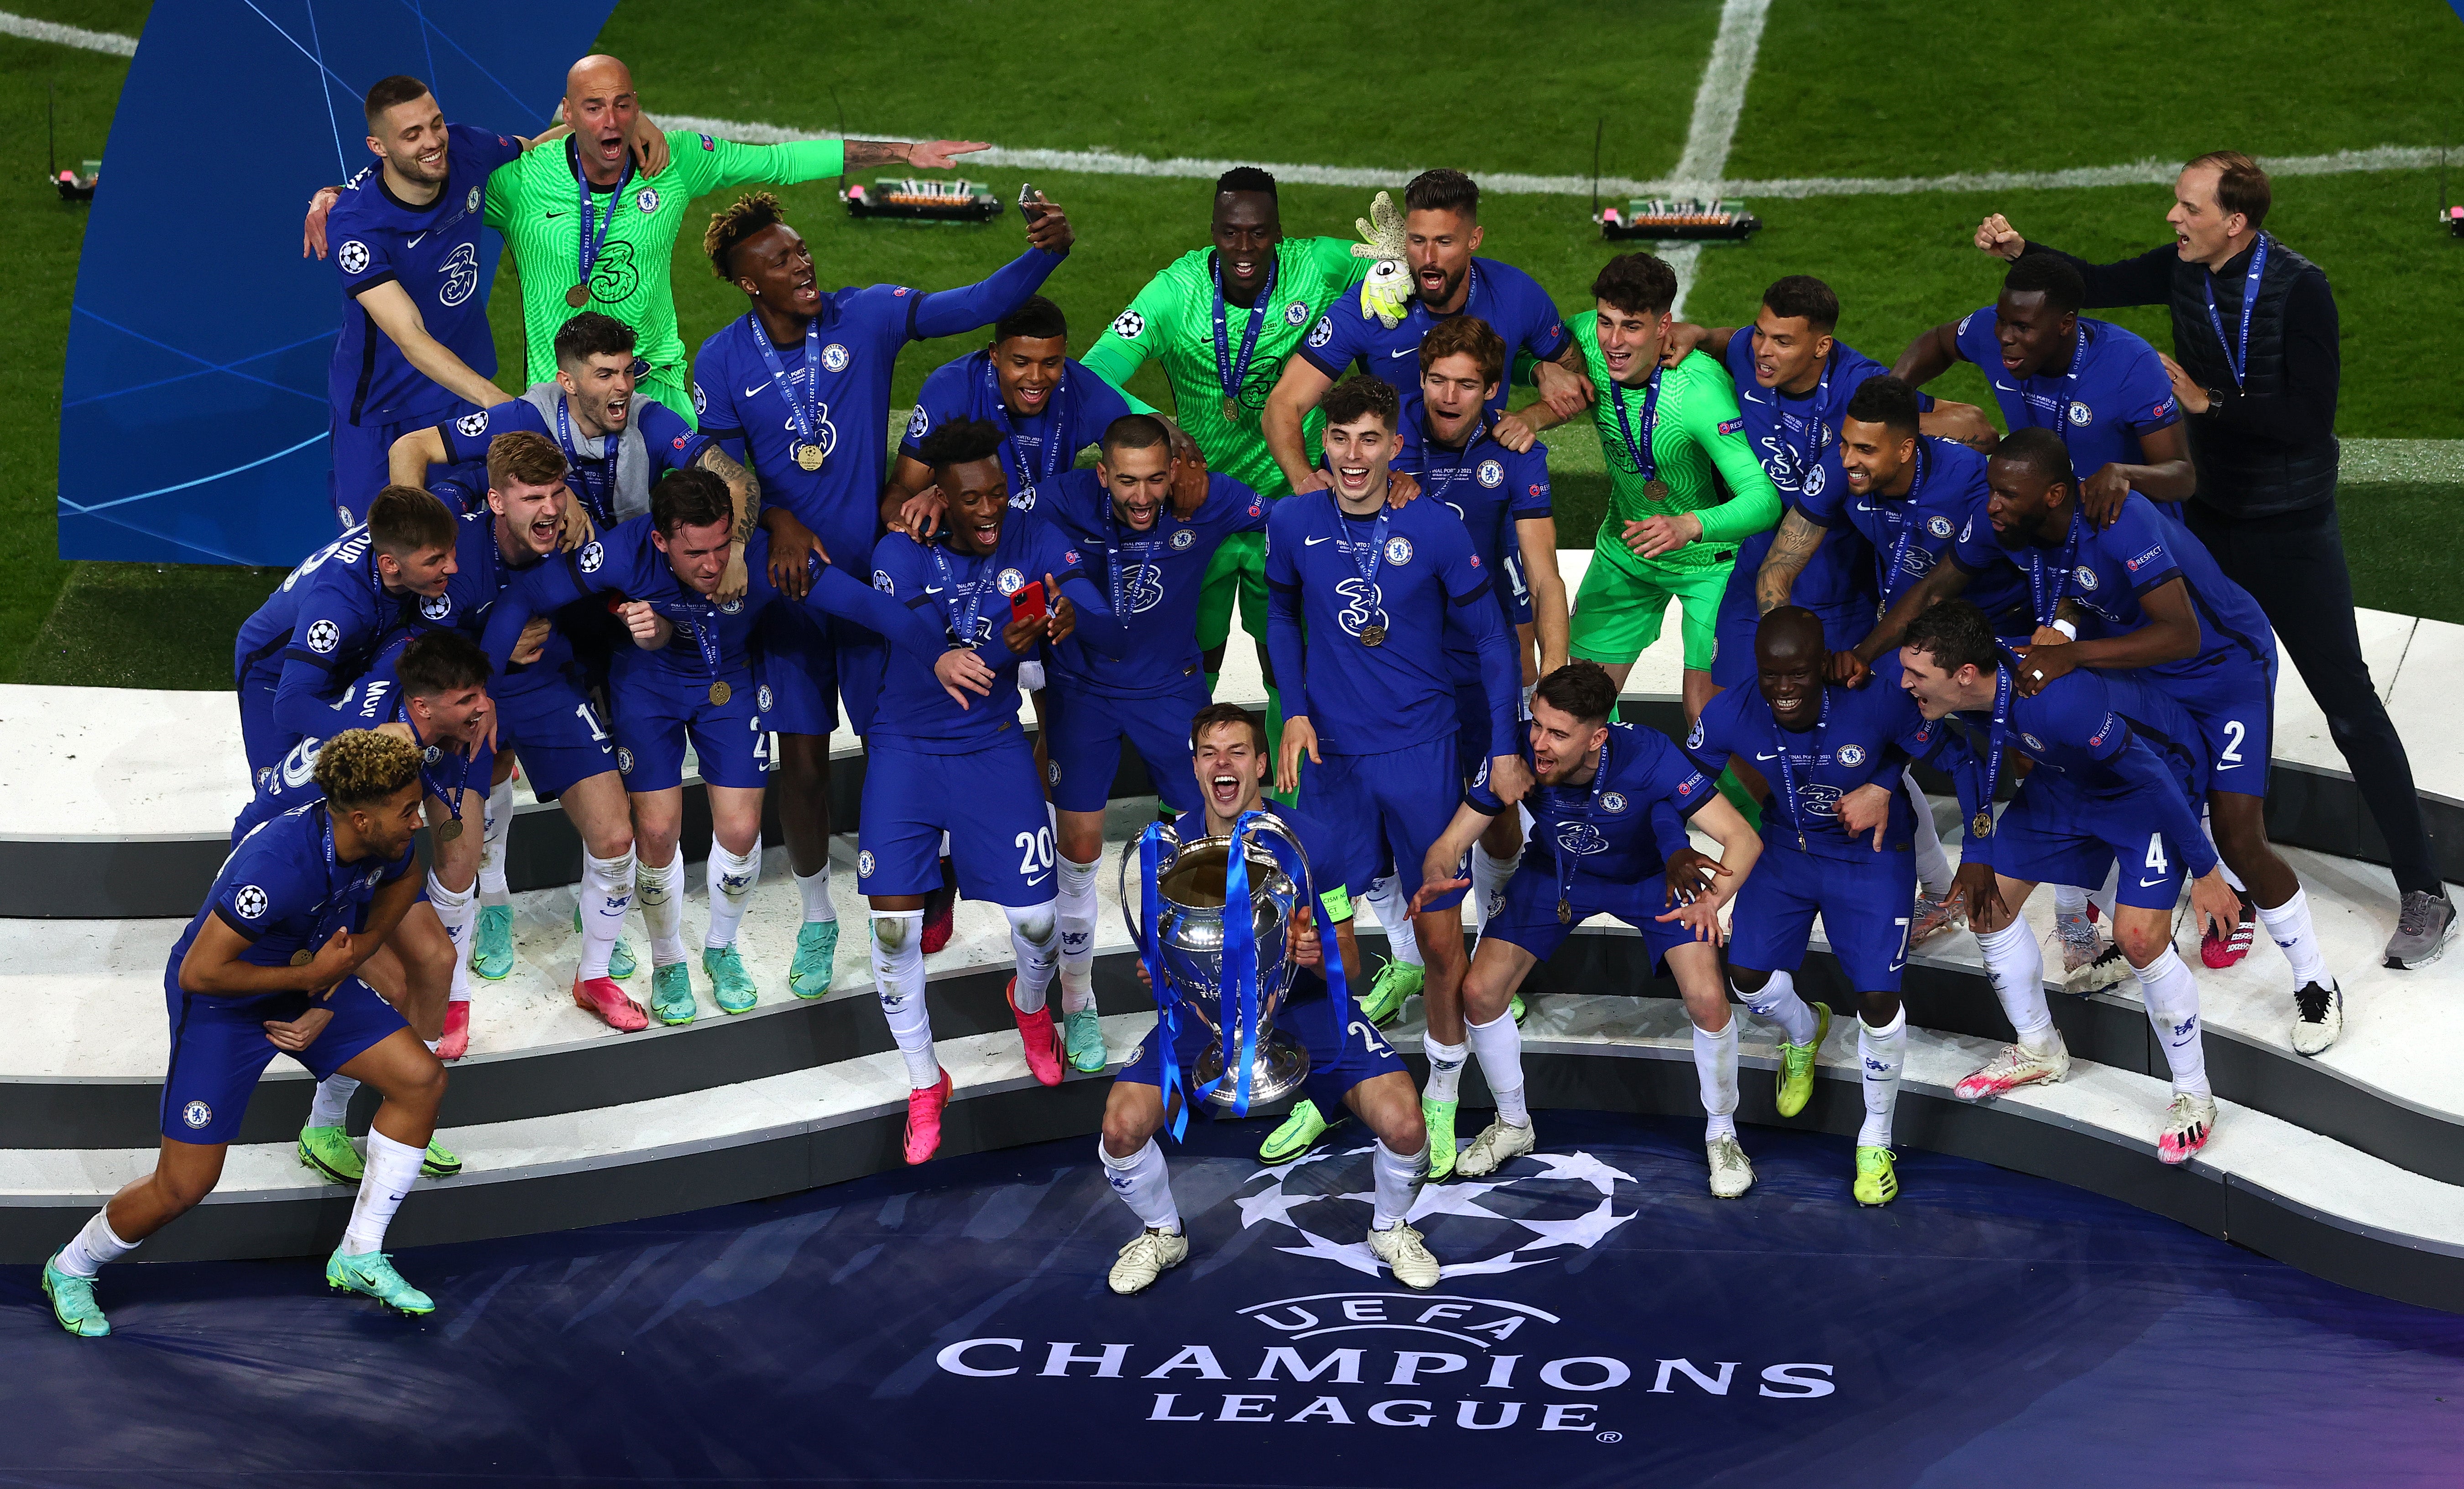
[[57, 0, 615, 565]]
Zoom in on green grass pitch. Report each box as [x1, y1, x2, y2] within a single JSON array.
[[7, 0, 2463, 687]]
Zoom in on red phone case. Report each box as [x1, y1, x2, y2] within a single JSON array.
[[1009, 580, 1048, 624]]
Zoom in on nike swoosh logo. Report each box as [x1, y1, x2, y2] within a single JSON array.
[[544, 209, 568, 219], [1026, 873, 1050, 886], [743, 380, 773, 397], [1753, 751, 1781, 761], [1994, 380, 2017, 391], [2140, 876, 2167, 887], [1304, 536, 1333, 545], [1743, 391, 1766, 403], [1387, 347, 1417, 359], [924, 586, 946, 594], [407, 231, 429, 249]]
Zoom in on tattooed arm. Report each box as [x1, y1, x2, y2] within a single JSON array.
[[698, 443, 761, 543], [1754, 508, 1829, 615]]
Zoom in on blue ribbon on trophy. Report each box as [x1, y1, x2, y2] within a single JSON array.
[[1198, 809, 1267, 1117], [1134, 823, 1194, 1141]]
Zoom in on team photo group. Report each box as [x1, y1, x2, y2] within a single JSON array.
[[34, 47, 2455, 1336]]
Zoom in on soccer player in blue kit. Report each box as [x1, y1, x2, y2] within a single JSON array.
[[42, 732, 456, 1336], [1262, 169, 1592, 496], [1412, 661, 1763, 1194], [691, 189, 1075, 994], [483, 469, 984, 1026], [1686, 609, 1987, 1206], [1268, 375, 1529, 1180], [1900, 600, 2241, 1165], [863, 420, 1132, 1164], [1956, 429, 2344, 1052], [232, 484, 460, 780], [1025, 416, 1268, 1071], [1099, 704, 1439, 1294], [1894, 254, 2196, 520], [887, 296, 1134, 517]]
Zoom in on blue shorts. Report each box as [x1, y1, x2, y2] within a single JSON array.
[[1991, 776, 2191, 911], [1710, 572, 1872, 689], [755, 600, 840, 739], [330, 404, 468, 529], [2166, 655, 2275, 798], [236, 671, 294, 780], [1503, 550, 1535, 628], [1479, 860, 1695, 975], [160, 974, 407, 1144], [495, 665, 618, 800], [1049, 678, 1208, 815], [611, 661, 768, 792], [1727, 838, 1919, 992], [1301, 740, 1466, 911], [1117, 981, 1406, 1116], [835, 628, 891, 740], [858, 738, 1054, 906]]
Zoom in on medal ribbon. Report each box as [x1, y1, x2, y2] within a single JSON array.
[[983, 356, 1065, 502], [1878, 441, 1933, 608], [1977, 653, 2018, 838], [749, 314, 823, 452], [405, 711, 474, 831], [1768, 689, 1829, 853], [1201, 808, 1267, 1118], [926, 543, 992, 649], [1552, 739, 1613, 919], [553, 395, 616, 526], [1211, 253, 1279, 413], [1100, 499, 1159, 623], [1608, 367, 1664, 485], [2029, 506, 2085, 628], [572, 151, 635, 297], [2200, 233, 2269, 391], [1338, 505, 1391, 601], [1135, 824, 1195, 1141], [1779, 352, 1834, 496]]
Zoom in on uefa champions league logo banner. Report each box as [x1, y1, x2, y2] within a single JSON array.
[[920, 1141, 1835, 1439]]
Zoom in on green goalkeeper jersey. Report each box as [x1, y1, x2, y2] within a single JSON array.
[[485, 130, 846, 390], [1081, 236, 1369, 498], [1568, 310, 1782, 573]]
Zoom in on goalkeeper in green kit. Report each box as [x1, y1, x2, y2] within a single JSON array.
[[1081, 168, 1374, 736], [1513, 253, 1780, 726]]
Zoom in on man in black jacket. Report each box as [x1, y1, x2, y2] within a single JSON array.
[[1971, 151, 2452, 971]]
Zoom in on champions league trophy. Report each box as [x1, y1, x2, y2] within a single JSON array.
[[1120, 813, 1317, 1121]]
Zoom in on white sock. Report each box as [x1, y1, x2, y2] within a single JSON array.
[[1468, 844, 1519, 936], [1099, 1137, 1180, 1233], [1904, 771, 1952, 898], [478, 779, 514, 900], [577, 849, 635, 981], [1465, 1008, 1528, 1127], [1004, 901, 1060, 1015], [795, 864, 837, 924], [1693, 1016, 1738, 1140], [1367, 875, 1422, 967], [1056, 855, 1100, 1014], [704, 838, 760, 950], [2054, 883, 2089, 921], [307, 1074, 359, 1130], [52, 1208, 139, 1279], [1858, 1010, 1907, 1147], [1371, 1140, 1428, 1230], [1735, 969, 1818, 1046], [1423, 1034, 1468, 1102], [636, 847, 688, 965], [1975, 918, 2057, 1052], [870, 911, 939, 1088], [2135, 948, 2212, 1099], [2091, 864, 2119, 923], [2256, 888, 2328, 987], [427, 871, 476, 1005], [339, 1130, 423, 1255]]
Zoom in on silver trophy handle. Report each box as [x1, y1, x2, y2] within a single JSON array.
[[1117, 821, 1186, 948], [1236, 812, 1316, 918]]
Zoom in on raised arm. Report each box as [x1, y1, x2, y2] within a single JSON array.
[[353, 282, 514, 411], [1753, 508, 1831, 615], [1891, 322, 1965, 388], [1262, 357, 1336, 495], [389, 425, 451, 490], [911, 241, 1069, 342]]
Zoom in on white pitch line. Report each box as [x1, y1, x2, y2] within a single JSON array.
[[1660, 0, 1770, 318], [0, 8, 135, 55]]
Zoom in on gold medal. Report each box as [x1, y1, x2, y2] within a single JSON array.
[[1644, 478, 1671, 503], [1557, 898, 1572, 925], [1971, 810, 1994, 838], [290, 949, 314, 966], [1359, 624, 1386, 648], [709, 681, 732, 706], [565, 282, 591, 309], [436, 818, 464, 843], [794, 442, 825, 471], [1222, 397, 1242, 426]]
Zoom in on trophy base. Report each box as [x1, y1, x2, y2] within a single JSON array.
[[1193, 1030, 1311, 1109]]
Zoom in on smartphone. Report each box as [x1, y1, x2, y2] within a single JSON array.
[[1008, 579, 1048, 625], [1018, 183, 1047, 224]]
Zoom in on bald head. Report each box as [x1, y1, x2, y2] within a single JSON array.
[[563, 56, 640, 183], [1755, 606, 1828, 729], [1756, 606, 1825, 666]]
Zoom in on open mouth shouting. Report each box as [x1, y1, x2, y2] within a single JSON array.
[[1206, 770, 1246, 812]]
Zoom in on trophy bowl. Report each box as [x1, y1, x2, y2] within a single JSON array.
[[1126, 823, 1314, 1108]]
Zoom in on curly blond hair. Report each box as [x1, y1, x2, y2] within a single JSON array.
[[705, 190, 786, 280], [313, 729, 423, 809]]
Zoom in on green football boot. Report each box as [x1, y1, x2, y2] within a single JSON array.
[[1509, 991, 1527, 1025], [421, 1138, 463, 1178], [1423, 1097, 1460, 1182], [297, 1125, 364, 1185], [1358, 959, 1424, 1028], [1259, 1099, 1331, 1164], [571, 902, 636, 979], [1854, 1145, 1900, 1207], [1063, 1005, 1107, 1073], [703, 945, 759, 1014], [649, 962, 696, 1025], [1774, 1001, 1832, 1119], [470, 903, 516, 980], [788, 921, 840, 998], [327, 1250, 434, 1316], [42, 1255, 109, 1337]]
